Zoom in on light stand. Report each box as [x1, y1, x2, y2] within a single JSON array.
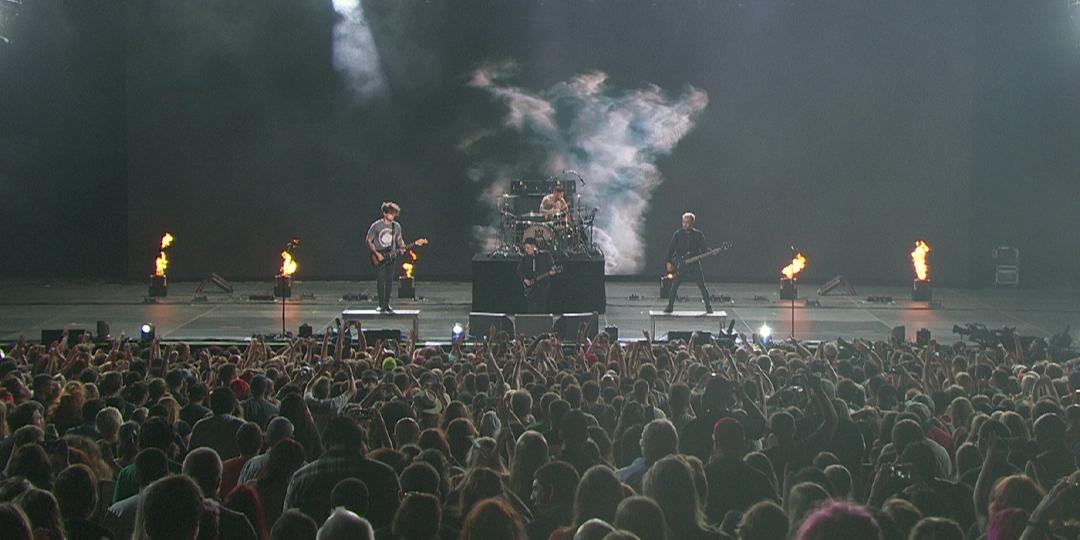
[[274, 275, 292, 336], [791, 286, 796, 338]]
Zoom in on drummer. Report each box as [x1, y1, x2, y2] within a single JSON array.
[[539, 183, 569, 221]]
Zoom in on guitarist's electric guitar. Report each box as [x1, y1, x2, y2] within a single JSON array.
[[370, 239, 429, 268], [666, 241, 732, 279], [524, 265, 564, 293]]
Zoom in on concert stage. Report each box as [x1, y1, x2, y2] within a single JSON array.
[[0, 280, 1077, 346]]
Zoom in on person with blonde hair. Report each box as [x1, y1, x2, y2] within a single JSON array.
[[736, 501, 787, 540], [643, 456, 724, 540], [663, 211, 715, 314]]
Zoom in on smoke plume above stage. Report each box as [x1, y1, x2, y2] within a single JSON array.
[[468, 61, 708, 274]]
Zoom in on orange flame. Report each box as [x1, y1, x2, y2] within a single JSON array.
[[401, 250, 418, 279], [280, 250, 297, 277], [153, 232, 174, 276], [911, 240, 931, 281], [781, 253, 807, 280]]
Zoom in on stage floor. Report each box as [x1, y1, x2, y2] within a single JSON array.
[[0, 280, 1077, 344]]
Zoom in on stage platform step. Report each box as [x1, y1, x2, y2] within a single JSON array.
[[649, 310, 727, 338], [341, 309, 420, 339]]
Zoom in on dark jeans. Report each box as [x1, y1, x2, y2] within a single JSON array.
[[666, 267, 712, 310], [376, 260, 395, 309], [525, 282, 551, 314]]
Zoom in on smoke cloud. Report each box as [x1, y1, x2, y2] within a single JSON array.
[[331, 0, 386, 99], [468, 61, 708, 273]]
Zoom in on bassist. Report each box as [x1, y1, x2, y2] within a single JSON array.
[[367, 201, 405, 313], [518, 237, 556, 314], [665, 212, 713, 313]]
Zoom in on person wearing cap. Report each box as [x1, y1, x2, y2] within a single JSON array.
[[518, 237, 557, 314], [704, 417, 778, 526]]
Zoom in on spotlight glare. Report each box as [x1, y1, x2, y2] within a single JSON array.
[[140, 323, 156, 342], [758, 323, 772, 340]]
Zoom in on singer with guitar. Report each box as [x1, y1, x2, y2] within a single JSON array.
[[664, 212, 716, 314], [367, 201, 428, 313], [518, 237, 559, 313]]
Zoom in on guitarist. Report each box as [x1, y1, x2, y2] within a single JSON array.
[[367, 201, 406, 313], [518, 237, 556, 313], [664, 212, 714, 314]]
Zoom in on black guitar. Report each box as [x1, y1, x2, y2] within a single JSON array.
[[524, 265, 564, 293], [370, 239, 429, 268], [666, 241, 732, 279]]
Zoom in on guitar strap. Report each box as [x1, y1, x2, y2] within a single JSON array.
[[385, 221, 399, 258]]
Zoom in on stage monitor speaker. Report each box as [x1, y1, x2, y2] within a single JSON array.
[[604, 326, 619, 342], [891, 325, 906, 344], [553, 312, 599, 342], [469, 312, 515, 340], [515, 314, 553, 337], [299, 324, 313, 338], [362, 329, 402, 342]]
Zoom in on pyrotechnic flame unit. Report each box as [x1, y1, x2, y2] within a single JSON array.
[[148, 232, 174, 297], [911, 240, 932, 301], [399, 249, 418, 299], [659, 271, 677, 299], [779, 253, 807, 301], [275, 238, 300, 299]]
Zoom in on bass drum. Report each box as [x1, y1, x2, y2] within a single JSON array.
[[517, 222, 556, 249]]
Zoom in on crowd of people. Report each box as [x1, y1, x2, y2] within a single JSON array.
[[0, 321, 1077, 540]]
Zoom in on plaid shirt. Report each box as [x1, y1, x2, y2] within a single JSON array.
[[284, 446, 400, 527]]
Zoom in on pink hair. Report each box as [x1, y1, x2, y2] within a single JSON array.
[[795, 501, 882, 540]]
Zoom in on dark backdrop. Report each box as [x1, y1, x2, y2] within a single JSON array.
[[3, 1, 1078, 286]]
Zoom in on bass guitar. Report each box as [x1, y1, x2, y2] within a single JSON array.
[[370, 239, 429, 268], [666, 241, 732, 280], [524, 265, 564, 293]]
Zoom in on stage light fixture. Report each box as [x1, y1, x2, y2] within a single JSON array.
[[759, 323, 772, 340], [140, 323, 156, 342], [451, 323, 465, 342]]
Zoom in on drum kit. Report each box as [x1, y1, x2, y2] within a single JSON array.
[[492, 184, 601, 257]]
